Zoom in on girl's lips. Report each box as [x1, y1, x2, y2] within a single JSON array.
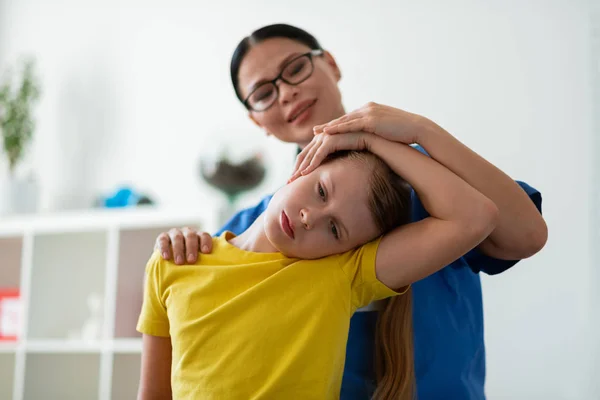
[[281, 210, 295, 239]]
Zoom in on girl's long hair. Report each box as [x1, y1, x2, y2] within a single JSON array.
[[373, 292, 415, 400], [328, 151, 415, 400]]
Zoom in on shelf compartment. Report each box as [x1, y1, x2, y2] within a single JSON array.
[[114, 226, 196, 338], [111, 353, 141, 400], [0, 236, 23, 288], [0, 353, 15, 400], [27, 231, 107, 340], [23, 353, 100, 399]]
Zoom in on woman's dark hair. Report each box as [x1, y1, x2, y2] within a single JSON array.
[[230, 24, 323, 105]]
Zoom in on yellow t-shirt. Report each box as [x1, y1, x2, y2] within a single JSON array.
[[137, 231, 400, 399]]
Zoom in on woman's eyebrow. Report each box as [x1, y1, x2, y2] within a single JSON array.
[[278, 52, 302, 69], [248, 52, 303, 93]]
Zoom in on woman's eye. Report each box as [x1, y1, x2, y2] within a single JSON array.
[[255, 88, 273, 101], [330, 222, 339, 239], [289, 60, 307, 76], [318, 183, 326, 200], [290, 64, 304, 75]]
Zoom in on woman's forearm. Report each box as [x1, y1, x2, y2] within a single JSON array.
[[416, 121, 547, 259]]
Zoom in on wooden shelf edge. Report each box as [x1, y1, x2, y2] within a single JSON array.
[[9, 339, 143, 354], [112, 338, 142, 353], [25, 340, 104, 353], [0, 207, 217, 237], [0, 342, 19, 353]]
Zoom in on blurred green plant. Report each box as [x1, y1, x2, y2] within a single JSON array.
[[0, 58, 41, 177]]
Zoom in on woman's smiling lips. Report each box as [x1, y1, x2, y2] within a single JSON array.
[[287, 99, 317, 125], [281, 210, 295, 239]]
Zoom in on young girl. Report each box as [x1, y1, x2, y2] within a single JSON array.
[[137, 131, 499, 400]]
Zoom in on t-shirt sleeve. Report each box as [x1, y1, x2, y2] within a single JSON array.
[[136, 251, 170, 337], [337, 237, 406, 310], [215, 195, 273, 236], [464, 180, 543, 275]]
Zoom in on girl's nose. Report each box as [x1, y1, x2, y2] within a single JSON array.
[[300, 208, 312, 229]]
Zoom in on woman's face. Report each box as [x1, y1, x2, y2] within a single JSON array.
[[263, 157, 380, 259], [237, 38, 345, 148]]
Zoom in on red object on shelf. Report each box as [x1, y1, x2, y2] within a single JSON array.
[[0, 289, 21, 341]]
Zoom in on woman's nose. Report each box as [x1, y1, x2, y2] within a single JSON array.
[[278, 82, 299, 105]]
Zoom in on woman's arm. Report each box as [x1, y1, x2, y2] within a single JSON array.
[[313, 103, 547, 260], [417, 123, 547, 260], [369, 136, 499, 289], [138, 334, 172, 400]]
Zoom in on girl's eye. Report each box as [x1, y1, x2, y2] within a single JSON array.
[[330, 221, 339, 239], [318, 183, 326, 200]]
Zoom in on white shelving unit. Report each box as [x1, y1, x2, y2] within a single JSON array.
[[0, 207, 217, 400]]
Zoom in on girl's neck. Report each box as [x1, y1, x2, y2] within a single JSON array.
[[228, 216, 278, 253]]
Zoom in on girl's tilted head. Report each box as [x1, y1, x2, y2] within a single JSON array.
[[264, 150, 412, 259]]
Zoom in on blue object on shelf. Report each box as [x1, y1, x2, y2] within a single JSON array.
[[99, 187, 153, 208]]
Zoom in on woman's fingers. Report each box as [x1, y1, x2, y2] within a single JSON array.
[[300, 133, 366, 175], [313, 111, 357, 134], [323, 118, 369, 135], [182, 227, 199, 263], [296, 137, 322, 175], [291, 132, 373, 181], [301, 133, 367, 176], [168, 228, 186, 264], [300, 142, 330, 176], [155, 232, 173, 260], [183, 231, 214, 263], [199, 232, 213, 253], [314, 102, 381, 133], [290, 141, 316, 182], [292, 139, 315, 176]]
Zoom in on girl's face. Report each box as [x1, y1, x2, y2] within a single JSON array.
[[237, 38, 345, 148], [264, 158, 380, 259]]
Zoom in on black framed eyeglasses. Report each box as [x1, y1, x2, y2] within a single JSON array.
[[243, 49, 324, 112]]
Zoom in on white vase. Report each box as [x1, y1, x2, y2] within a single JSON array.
[[0, 177, 39, 216]]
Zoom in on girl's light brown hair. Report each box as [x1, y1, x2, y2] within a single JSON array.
[[327, 150, 415, 400]]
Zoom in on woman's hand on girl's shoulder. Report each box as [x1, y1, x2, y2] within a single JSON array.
[[313, 102, 431, 145], [154, 227, 213, 265]]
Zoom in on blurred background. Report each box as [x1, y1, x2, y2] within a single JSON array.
[[0, 0, 597, 399]]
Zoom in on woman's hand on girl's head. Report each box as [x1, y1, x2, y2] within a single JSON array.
[[289, 131, 376, 182], [313, 102, 429, 145]]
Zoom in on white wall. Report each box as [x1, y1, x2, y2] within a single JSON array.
[[0, 0, 596, 398], [590, 0, 600, 396]]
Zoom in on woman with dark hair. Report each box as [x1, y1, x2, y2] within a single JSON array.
[[153, 24, 547, 399]]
